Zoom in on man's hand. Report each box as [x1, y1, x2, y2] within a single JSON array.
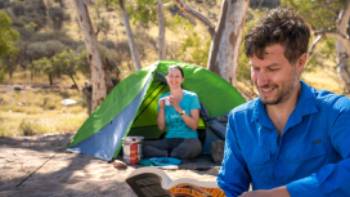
[[239, 186, 290, 197]]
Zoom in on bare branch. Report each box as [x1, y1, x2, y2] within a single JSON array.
[[174, 0, 215, 38], [306, 27, 350, 67], [308, 33, 324, 57], [308, 28, 350, 56]]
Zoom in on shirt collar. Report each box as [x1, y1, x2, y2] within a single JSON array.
[[251, 81, 319, 130]]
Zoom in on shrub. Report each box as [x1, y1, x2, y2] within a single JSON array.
[[19, 120, 36, 136]]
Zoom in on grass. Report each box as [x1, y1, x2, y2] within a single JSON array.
[[0, 87, 88, 137]]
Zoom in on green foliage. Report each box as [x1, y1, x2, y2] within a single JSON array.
[[237, 9, 267, 81], [177, 31, 210, 66], [0, 11, 19, 58], [237, 46, 251, 81], [281, 0, 345, 30], [96, 16, 111, 37], [281, 0, 343, 71], [306, 36, 337, 71], [99, 45, 121, 74], [167, 14, 194, 33], [128, 0, 158, 26], [52, 49, 80, 77], [30, 57, 51, 75], [30, 57, 56, 84], [30, 49, 87, 85], [26, 40, 67, 60], [10, 0, 47, 31], [48, 6, 65, 30], [19, 120, 37, 136], [30, 31, 78, 47], [0, 67, 6, 82]]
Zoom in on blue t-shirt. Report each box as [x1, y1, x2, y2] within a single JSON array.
[[217, 81, 350, 197], [159, 90, 200, 139]]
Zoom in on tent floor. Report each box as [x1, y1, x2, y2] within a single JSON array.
[[179, 154, 220, 172], [114, 154, 221, 174]]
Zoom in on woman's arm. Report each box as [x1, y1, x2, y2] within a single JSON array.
[[179, 108, 199, 130], [157, 98, 166, 131]]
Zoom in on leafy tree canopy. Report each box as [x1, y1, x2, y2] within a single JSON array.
[[0, 11, 19, 58], [282, 0, 346, 30]]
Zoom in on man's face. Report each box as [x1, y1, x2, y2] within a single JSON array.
[[250, 44, 305, 105]]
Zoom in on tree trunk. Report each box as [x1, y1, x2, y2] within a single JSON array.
[[48, 74, 53, 86], [207, 0, 248, 84], [157, 0, 166, 59], [336, 1, 350, 93], [73, 0, 107, 110], [43, 0, 52, 28], [119, 0, 141, 70], [70, 74, 80, 91]]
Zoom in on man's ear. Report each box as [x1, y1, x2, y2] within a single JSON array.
[[296, 53, 307, 72]]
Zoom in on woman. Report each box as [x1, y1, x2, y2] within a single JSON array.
[[143, 65, 202, 160]]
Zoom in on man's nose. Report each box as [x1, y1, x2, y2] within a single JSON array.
[[256, 72, 269, 87]]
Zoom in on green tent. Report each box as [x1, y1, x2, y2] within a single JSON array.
[[68, 60, 245, 161]]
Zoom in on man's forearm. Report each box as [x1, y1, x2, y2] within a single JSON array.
[[239, 186, 290, 197]]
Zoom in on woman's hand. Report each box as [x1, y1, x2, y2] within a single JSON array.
[[157, 97, 168, 131], [159, 97, 166, 109], [169, 96, 181, 111]]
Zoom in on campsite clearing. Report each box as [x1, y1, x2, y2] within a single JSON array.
[[0, 133, 220, 197]]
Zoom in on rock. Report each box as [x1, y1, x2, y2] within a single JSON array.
[[61, 98, 78, 106], [211, 140, 225, 164], [112, 160, 127, 170]]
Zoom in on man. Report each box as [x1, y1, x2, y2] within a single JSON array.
[[217, 8, 350, 197]]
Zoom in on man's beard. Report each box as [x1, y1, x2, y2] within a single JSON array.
[[258, 82, 296, 105]]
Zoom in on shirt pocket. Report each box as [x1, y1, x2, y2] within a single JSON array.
[[283, 142, 329, 163], [281, 143, 330, 178]]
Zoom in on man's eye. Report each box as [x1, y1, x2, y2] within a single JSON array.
[[268, 67, 279, 71]]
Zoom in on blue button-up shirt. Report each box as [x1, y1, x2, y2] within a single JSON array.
[[217, 81, 350, 197]]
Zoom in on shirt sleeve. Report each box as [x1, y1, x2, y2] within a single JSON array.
[[190, 93, 200, 110], [217, 112, 250, 197], [287, 99, 350, 196]]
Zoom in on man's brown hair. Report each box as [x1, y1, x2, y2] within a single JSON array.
[[245, 8, 310, 64]]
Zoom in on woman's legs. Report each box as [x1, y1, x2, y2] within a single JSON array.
[[170, 138, 202, 159], [142, 139, 169, 158], [143, 138, 202, 159]]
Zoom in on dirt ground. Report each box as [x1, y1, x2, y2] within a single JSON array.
[[0, 133, 220, 197]]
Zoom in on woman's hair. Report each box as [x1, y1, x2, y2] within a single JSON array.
[[245, 8, 310, 64], [168, 65, 184, 78]]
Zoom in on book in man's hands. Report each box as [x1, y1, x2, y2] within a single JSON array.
[[126, 167, 225, 197]]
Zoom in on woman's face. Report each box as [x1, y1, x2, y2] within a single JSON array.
[[166, 68, 184, 90]]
